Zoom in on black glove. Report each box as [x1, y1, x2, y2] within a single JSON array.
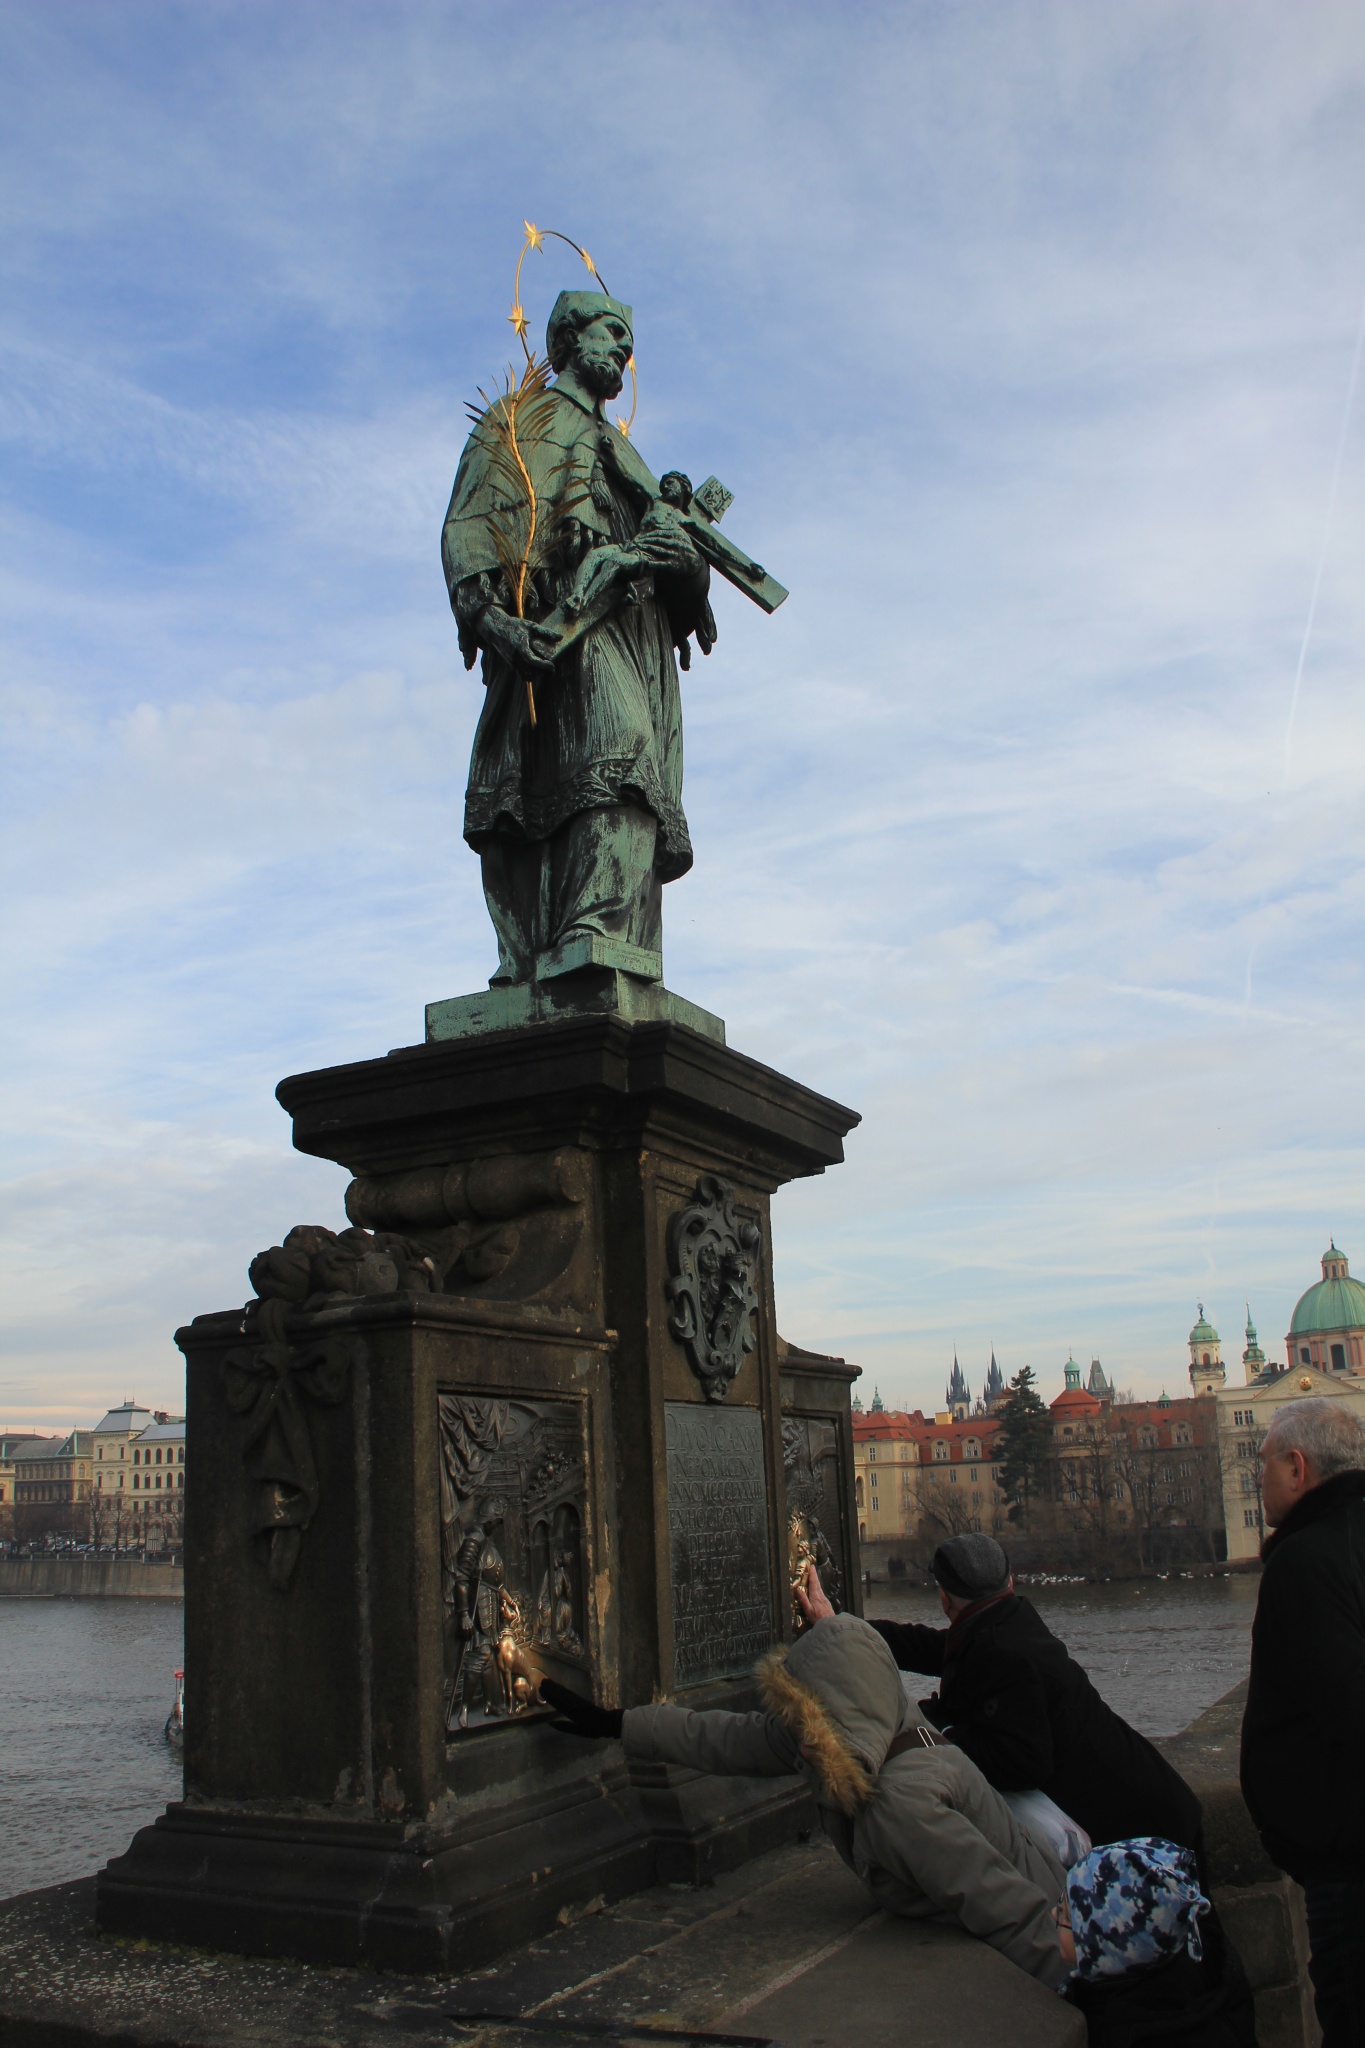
[[539, 1678, 623, 1739]]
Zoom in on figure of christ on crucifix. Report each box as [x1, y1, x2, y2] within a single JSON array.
[[441, 290, 785, 988]]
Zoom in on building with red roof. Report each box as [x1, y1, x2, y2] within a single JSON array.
[[853, 1396, 1004, 1548], [854, 1351, 1226, 1570]]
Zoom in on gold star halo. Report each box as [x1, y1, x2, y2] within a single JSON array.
[[509, 221, 626, 383], [479, 225, 636, 731]]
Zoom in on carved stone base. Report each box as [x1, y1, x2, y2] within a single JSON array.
[[628, 1762, 815, 1888], [97, 1012, 859, 1971], [97, 1767, 814, 1972], [99, 1772, 648, 1973]]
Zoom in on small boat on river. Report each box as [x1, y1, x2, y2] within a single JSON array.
[[164, 1667, 184, 1749]]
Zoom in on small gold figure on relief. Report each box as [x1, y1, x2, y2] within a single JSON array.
[[789, 1512, 816, 1631], [495, 1591, 540, 1715]]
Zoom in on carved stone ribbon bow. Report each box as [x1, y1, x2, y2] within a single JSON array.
[[223, 1295, 363, 1590]]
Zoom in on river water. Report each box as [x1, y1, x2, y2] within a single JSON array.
[[0, 1578, 1259, 1902], [0, 1598, 183, 1901]]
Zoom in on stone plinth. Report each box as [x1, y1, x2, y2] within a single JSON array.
[[96, 1012, 859, 1971]]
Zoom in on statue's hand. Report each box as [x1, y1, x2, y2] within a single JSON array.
[[480, 607, 558, 675], [635, 522, 701, 576]]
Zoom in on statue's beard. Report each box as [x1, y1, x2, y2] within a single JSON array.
[[573, 348, 626, 400]]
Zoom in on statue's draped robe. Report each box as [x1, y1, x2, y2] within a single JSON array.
[[442, 385, 711, 947]]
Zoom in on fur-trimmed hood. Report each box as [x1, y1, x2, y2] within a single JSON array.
[[758, 1612, 913, 1816]]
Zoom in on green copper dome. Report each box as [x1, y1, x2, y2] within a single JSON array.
[[1188, 1303, 1219, 1346], [1290, 1244, 1365, 1336]]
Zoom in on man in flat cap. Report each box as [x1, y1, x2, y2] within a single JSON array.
[[800, 1533, 1200, 1855], [441, 291, 715, 986]]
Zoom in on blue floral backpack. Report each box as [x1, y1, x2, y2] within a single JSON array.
[[1064, 1840, 1257, 2047]]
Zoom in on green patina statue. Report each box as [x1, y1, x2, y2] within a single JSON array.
[[441, 288, 785, 990]]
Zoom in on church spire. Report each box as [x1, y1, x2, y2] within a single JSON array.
[[1242, 1304, 1266, 1383]]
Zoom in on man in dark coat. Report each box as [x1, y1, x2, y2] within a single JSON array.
[[1240, 1397, 1365, 2048], [802, 1532, 1200, 1854]]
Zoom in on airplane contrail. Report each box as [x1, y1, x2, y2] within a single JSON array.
[[1283, 276, 1365, 780]]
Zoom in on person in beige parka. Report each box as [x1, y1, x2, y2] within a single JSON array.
[[541, 1609, 1074, 1990]]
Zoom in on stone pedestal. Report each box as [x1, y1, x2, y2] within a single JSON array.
[[96, 1011, 859, 1971]]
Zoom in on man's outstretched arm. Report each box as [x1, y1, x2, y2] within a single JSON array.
[[866, 1617, 950, 1675], [795, 1563, 948, 1675]]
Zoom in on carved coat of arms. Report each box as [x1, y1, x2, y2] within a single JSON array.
[[665, 1174, 761, 1401]]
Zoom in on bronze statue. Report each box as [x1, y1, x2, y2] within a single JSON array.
[[441, 248, 785, 989]]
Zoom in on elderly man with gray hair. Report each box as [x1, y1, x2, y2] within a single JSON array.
[[1241, 1396, 1365, 2047]]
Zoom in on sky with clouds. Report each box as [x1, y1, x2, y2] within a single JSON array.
[[2, 1, 1363, 1431]]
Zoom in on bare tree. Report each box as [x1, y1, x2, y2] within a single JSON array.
[[1111, 1435, 1164, 1570], [917, 1467, 981, 1543], [1066, 1418, 1122, 1564]]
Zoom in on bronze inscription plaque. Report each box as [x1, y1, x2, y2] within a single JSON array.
[[665, 1401, 772, 1687]]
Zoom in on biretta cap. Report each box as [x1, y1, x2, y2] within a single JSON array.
[[546, 289, 633, 359]]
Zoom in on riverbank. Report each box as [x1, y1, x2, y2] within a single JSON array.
[[859, 1539, 1260, 1584], [0, 1556, 183, 1598]]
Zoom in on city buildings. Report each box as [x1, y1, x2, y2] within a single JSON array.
[[0, 1431, 54, 1540], [120, 1413, 187, 1551], [11, 1431, 94, 1524], [854, 1366, 1219, 1571], [1188, 1261, 1365, 1562], [1285, 1242, 1365, 1375], [2, 1399, 185, 1549], [853, 1240, 1365, 1573], [853, 1354, 1013, 1550]]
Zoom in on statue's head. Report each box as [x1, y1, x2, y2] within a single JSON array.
[[547, 289, 633, 399], [659, 472, 692, 510]]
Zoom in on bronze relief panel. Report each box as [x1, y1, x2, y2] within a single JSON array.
[[438, 1393, 590, 1734], [784, 1413, 848, 1632]]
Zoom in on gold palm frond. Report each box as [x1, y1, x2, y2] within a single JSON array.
[[466, 359, 592, 725], [467, 222, 624, 724]]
